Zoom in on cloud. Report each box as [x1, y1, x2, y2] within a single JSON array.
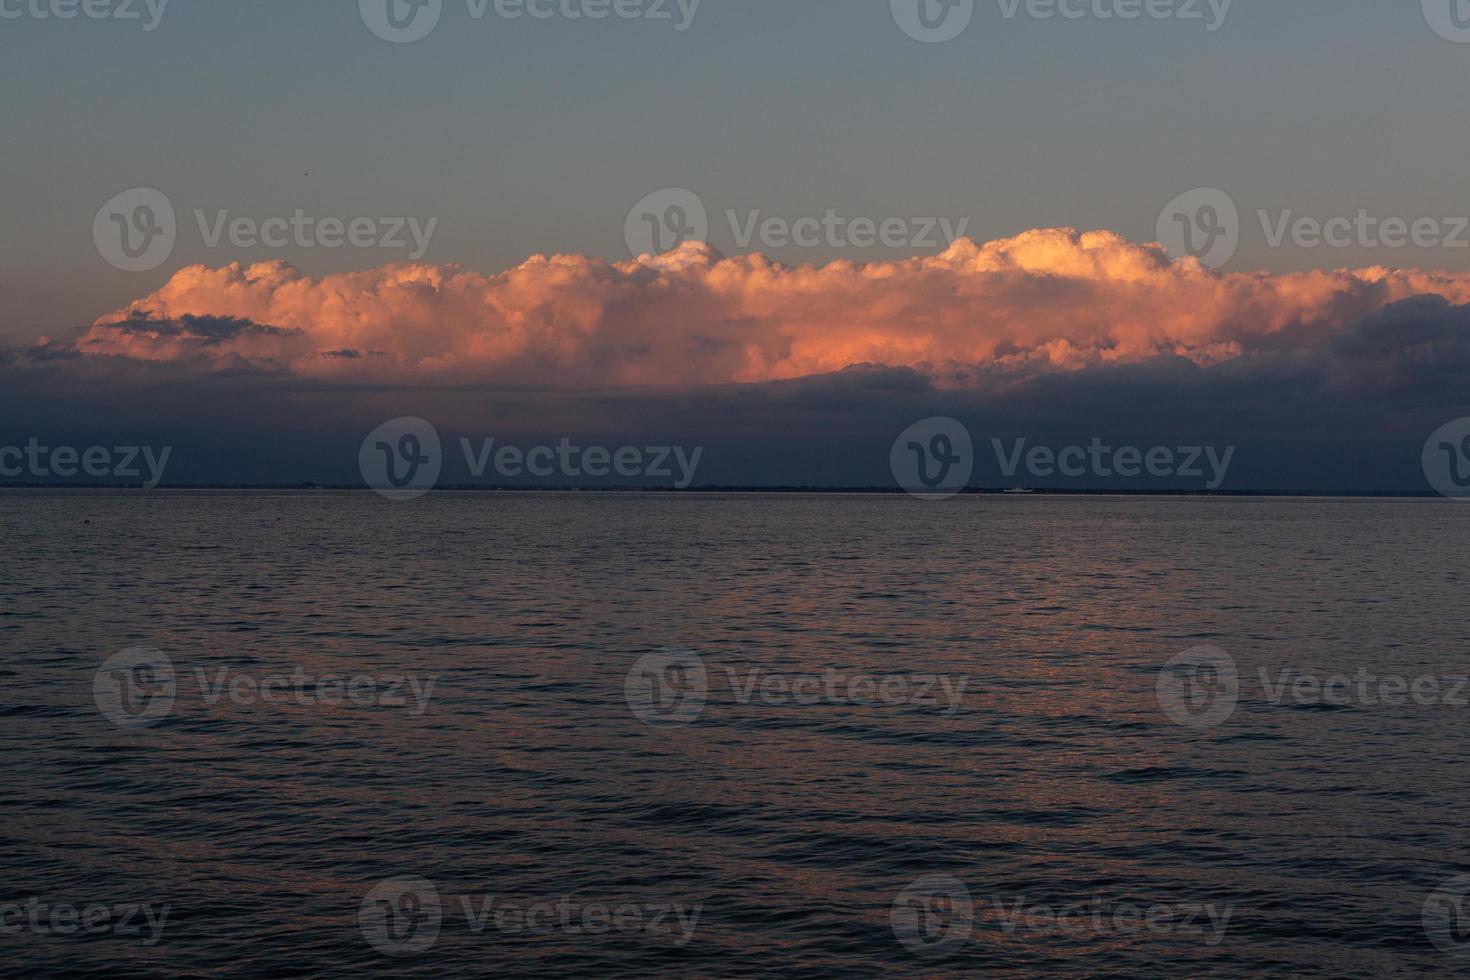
[[4, 228, 1467, 490], [69, 228, 1470, 389]]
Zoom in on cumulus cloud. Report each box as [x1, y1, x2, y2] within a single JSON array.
[[70, 228, 1470, 389]]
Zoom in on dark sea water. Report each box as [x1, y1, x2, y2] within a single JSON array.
[[2, 491, 1469, 978]]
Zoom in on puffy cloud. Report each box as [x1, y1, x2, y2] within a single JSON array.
[[70, 228, 1470, 389], [6, 268, 1470, 489]]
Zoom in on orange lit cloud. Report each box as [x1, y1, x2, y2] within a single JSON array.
[[75, 228, 1470, 387]]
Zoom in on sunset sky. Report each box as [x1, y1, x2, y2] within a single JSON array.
[[3, 1, 1470, 489]]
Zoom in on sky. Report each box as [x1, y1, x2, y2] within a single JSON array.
[[3, 0, 1470, 490]]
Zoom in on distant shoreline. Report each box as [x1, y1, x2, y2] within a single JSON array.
[[0, 484, 1450, 498]]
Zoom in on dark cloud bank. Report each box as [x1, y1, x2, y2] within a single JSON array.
[[2, 296, 1468, 493]]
